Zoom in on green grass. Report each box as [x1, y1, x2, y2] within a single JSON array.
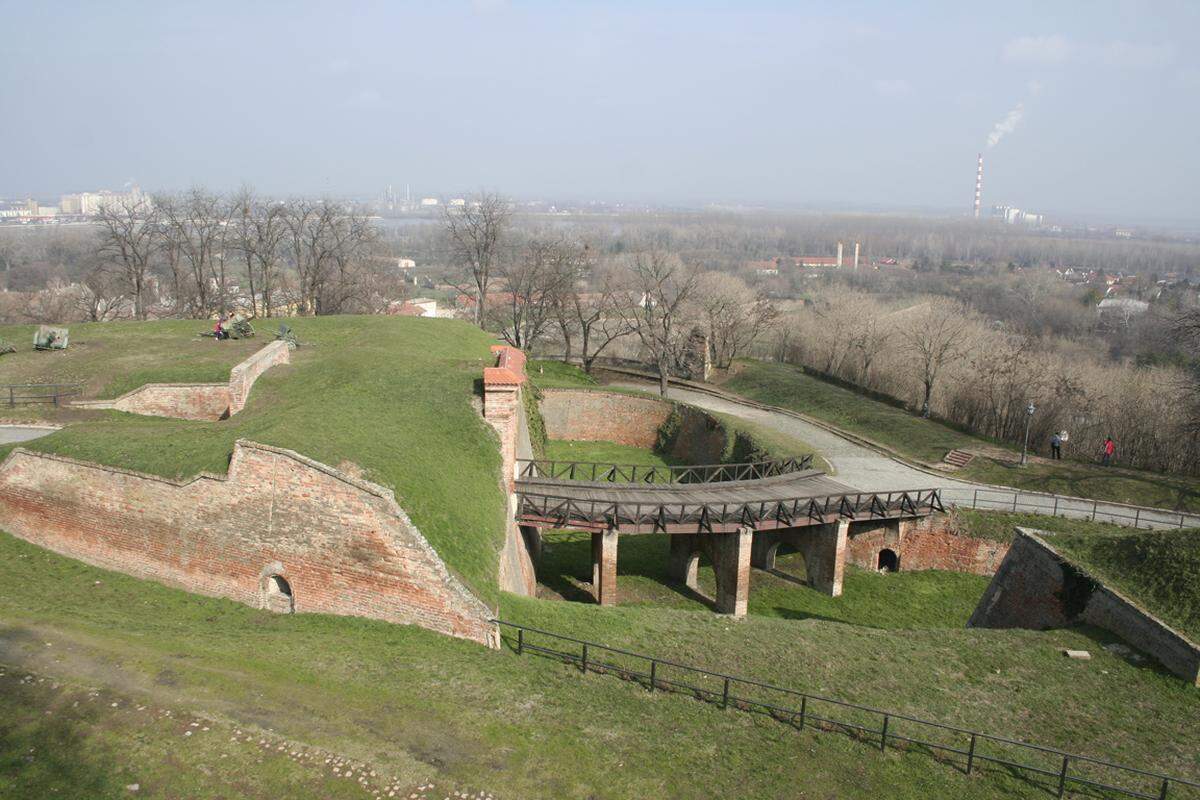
[[725, 360, 1200, 511], [537, 530, 989, 629], [0, 319, 264, 400], [528, 359, 599, 389], [543, 439, 682, 469], [947, 509, 1182, 544], [2, 529, 1198, 799], [1052, 529, 1200, 642], [0, 316, 509, 605]]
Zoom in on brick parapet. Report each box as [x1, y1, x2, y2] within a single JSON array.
[[71, 339, 291, 421], [0, 439, 497, 648]]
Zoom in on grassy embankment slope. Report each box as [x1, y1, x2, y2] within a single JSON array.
[[0, 316, 509, 605], [529, 359, 832, 472], [1052, 528, 1200, 642], [3, 530, 1199, 800], [724, 359, 1200, 512]]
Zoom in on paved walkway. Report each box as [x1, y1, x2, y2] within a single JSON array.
[[609, 380, 1200, 531], [0, 426, 56, 445]]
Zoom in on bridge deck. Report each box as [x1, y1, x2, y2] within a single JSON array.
[[516, 469, 941, 534]]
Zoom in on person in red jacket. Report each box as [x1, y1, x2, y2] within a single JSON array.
[[1101, 437, 1115, 466]]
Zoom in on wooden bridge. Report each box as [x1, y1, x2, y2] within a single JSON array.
[[514, 458, 942, 615]]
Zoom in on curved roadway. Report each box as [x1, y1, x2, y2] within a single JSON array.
[[0, 426, 56, 445], [609, 380, 1200, 531]]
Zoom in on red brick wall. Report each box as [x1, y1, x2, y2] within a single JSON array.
[[846, 513, 1009, 575], [0, 441, 497, 647], [540, 390, 671, 448], [72, 340, 291, 421]]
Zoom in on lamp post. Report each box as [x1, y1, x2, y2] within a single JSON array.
[[1020, 402, 1036, 466]]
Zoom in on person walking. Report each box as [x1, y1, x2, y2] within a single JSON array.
[[1050, 432, 1062, 460], [1102, 436, 1115, 466]]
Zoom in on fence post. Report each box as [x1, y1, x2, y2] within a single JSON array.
[[1182, 514, 1187, 529], [966, 733, 976, 775], [722, 678, 730, 709], [1053, 496, 1059, 517], [649, 659, 657, 692], [1159, 778, 1170, 800], [1057, 755, 1069, 798], [1135, 508, 1141, 528], [517, 628, 524, 656], [1012, 493, 1018, 512], [582, 643, 588, 674], [973, 488, 978, 508], [1092, 501, 1098, 522], [798, 696, 807, 730], [880, 714, 889, 752]]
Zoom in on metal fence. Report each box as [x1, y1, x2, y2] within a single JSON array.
[[2, 383, 83, 407], [942, 487, 1200, 531], [516, 455, 813, 485], [494, 620, 1200, 800]]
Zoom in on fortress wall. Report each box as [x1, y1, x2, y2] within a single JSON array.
[[539, 389, 671, 448], [71, 340, 290, 421], [970, 530, 1199, 685], [845, 513, 1008, 575], [228, 340, 291, 413], [0, 441, 497, 647]]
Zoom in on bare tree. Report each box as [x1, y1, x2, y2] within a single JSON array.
[[618, 251, 700, 396], [95, 194, 157, 320], [155, 189, 230, 318], [492, 237, 575, 349], [230, 189, 287, 317], [695, 271, 777, 369], [899, 299, 974, 417], [76, 262, 128, 322], [443, 193, 510, 326], [557, 258, 634, 373]]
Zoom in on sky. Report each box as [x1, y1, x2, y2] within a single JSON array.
[[2, 0, 1198, 222]]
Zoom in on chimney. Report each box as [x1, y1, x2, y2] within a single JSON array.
[[837, 241, 843, 268], [974, 153, 983, 219], [853, 242, 860, 270]]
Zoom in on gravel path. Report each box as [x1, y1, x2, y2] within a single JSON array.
[[609, 381, 1200, 530]]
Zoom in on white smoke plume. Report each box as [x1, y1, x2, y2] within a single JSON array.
[[987, 102, 1025, 148]]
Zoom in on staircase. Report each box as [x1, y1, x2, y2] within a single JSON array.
[[943, 449, 975, 469]]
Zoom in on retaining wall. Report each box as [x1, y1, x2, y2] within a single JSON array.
[[970, 529, 1200, 685], [0, 441, 497, 647], [845, 513, 1008, 575], [73, 340, 291, 421], [540, 389, 670, 448]]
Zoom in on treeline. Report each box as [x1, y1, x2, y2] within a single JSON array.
[[776, 288, 1200, 475], [0, 189, 397, 324]]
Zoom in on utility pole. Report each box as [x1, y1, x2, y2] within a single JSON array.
[[1020, 402, 1036, 466]]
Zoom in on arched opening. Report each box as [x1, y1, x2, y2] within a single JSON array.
[[265, 574, 294, 613], [878, 549, 899, 573]]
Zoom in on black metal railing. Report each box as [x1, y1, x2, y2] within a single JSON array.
[[2, 383, 83, 407], [517, 455, 813, 485], [514, 488, 943, 533], [494, 620, 1200, 800], [943, 487, 1200, 531]]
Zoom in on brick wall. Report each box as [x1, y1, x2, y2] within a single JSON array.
[[72, 340, 291, 421], [970, 529, 1199, 685], [845, 513, 1009, 575], [540, 389, 671, 448], [0, 441, 497, 647]]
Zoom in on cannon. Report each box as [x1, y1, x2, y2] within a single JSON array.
[[34, 325, 69, 350]]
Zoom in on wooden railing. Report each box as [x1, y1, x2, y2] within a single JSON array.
[[517, 455, 813, 485], [2, 383, 83, 407]]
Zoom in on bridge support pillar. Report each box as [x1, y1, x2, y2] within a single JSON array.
[[591, 528, 619, 606], [707, 526, 753, 617], [802, 520, 848, 597], [668, 533, 700, 590], [519, 524, 542, 563]]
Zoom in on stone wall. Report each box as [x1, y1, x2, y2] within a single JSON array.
[[845, 513, 1008, 575], [539, 389, 670, 448], [73, 340, 290, 421], [970, 529, 1200, 685], [0, 441, 497, 647]]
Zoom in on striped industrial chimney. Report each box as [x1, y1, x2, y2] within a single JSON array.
[[973, 153, 984, 219]]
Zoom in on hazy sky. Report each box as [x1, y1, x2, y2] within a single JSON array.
[[2, 1, 1198, 221]]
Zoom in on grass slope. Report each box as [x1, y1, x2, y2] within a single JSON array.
[[725, 360, 1200, 511], [1053, 529, 1200, 642], [0, 316, 508, 604], [2, 530, 1197, 799]]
